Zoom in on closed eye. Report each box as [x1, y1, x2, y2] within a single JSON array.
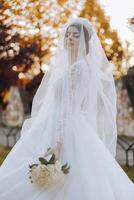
[[65, 31, 80, 38]]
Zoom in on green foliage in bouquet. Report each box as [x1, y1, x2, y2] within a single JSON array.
[[29, 153, 70, 175], [62, 163, 70, 174]]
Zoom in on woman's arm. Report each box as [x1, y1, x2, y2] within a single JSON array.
[[44, 78, 64, 159]]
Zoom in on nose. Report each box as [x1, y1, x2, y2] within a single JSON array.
[[68, 33, 73, 41]]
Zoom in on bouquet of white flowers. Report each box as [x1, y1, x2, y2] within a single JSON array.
[[28, 148, 70, 190]]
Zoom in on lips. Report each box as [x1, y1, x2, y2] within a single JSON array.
[[67, 42, 74, 45]]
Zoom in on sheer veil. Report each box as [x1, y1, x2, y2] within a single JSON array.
[[2, 17, 134, 200], [20, 17, 117, 158]]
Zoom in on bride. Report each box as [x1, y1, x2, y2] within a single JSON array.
[[0, 17, 134, 200]]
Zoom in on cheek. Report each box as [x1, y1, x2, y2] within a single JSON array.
[[74, 39, 79, 46], [64, 38, 67, 48]]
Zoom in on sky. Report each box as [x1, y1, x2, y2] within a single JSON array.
[[99, 0, 134, 42], [99, 0, 134, 65]]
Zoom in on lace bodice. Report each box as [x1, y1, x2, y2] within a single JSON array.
[[69, 60, 89, 113], [54, 60, 89, 143]]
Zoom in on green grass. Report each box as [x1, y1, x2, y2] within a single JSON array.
[[121, 165, 134, 182], [0, 146, 134, 182], [0, 146, 11, 165]]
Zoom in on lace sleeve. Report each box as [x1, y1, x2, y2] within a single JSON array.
[[56, 114, 65, 144], [81, 97, 88, 111], [54, 78, 65, 144]]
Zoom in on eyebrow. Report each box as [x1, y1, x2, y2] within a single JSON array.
[[66, 31, 80, 34]]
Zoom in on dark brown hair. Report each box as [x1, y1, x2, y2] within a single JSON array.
[[67, 23, 91, 54]]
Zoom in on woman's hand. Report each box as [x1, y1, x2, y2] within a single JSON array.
[[44, 140, 63, 159]]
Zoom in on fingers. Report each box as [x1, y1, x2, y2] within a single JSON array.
[[44, 148, 53, 157], [44, 141, 63, 158]]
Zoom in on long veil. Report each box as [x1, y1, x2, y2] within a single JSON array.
[[0, 18, 117, 172], [2, 17, 134, 200], [27, 18, 117, 157]]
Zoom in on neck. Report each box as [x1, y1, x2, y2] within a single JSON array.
[[68, 49, 78, 65]]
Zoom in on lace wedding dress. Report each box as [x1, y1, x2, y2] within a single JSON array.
[[0, 17, 134, 200]]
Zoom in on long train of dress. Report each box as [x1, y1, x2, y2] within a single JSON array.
[[0, 111, 134, 200]]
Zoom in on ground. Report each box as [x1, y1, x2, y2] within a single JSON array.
[[0, 146, 11, 165]]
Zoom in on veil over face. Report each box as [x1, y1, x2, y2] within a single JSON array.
[[22, 17, 117, 158]]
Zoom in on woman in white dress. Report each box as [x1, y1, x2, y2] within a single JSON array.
[[0, 17, 134, 200]]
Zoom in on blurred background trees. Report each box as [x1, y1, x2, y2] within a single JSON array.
[[80, 0, 131, 78], [0, 0, 132, 109]]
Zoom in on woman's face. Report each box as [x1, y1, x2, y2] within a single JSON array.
[[64, 25, 80, 53]]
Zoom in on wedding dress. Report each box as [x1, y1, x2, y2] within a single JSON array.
[[0, 17, 134, 200]]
